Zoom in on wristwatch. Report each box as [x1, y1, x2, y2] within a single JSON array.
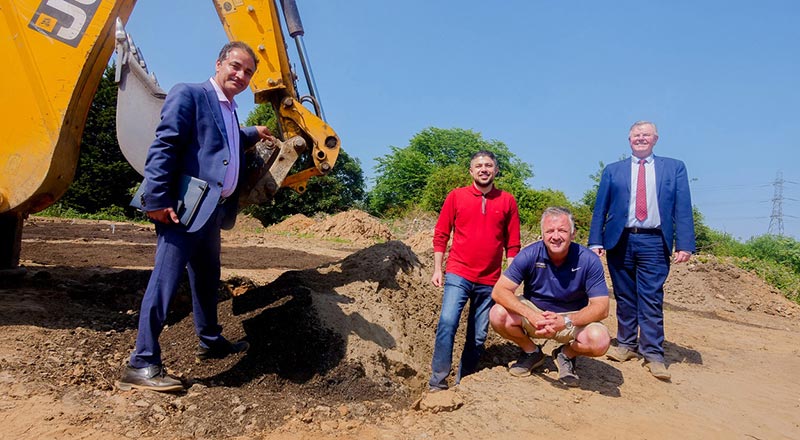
[[563, 315, 574, 331]]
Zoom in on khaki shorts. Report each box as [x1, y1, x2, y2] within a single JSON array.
[[519, 298, 608, 344]]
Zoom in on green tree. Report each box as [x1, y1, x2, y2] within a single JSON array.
[[511, 186, 571, 231], [368, 146, 431, 215], [580, 161, 605, 210], [419, 164, 471, 212], [368, 127, 533, 216], [243, 103, 278, 134], [60, 64, 141, 214]]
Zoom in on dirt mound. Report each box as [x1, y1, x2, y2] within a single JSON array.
[[231, 213, 265, 231], [665, 257, 799, 318], [266, 213, 316, 233], [308, 241, 439, 383], [385, 209, 438, 241], [308, 210, 394, 245], [403, 229, 434, 256], [220, 214, 265, 244]]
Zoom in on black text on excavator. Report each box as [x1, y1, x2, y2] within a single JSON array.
[[1, 0, 340, 270]]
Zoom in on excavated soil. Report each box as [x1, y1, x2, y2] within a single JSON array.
[[1, 213, 799, 439]]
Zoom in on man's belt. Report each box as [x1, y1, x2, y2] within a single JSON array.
[[625, 226, 661, 235]]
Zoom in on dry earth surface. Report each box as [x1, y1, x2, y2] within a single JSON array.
[[1, 211, 799, 440]]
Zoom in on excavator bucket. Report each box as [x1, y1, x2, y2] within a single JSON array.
[[114, 20, 164, 177]]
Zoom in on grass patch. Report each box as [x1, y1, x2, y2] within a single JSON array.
[[38, 203, 142, 223]]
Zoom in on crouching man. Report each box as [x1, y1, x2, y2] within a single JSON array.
[[489, 207, 611, 387]]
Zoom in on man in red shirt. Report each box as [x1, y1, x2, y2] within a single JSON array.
[[429, 150, 521, 391]]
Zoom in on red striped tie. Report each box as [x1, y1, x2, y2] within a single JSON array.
[[635, 159, 647, 221]]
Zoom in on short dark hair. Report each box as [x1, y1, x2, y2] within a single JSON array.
[[217, 41, 258, 69], [470, 150, 497, 167]]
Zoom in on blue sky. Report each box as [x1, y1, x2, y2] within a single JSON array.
[[124, 0, 799, 240]]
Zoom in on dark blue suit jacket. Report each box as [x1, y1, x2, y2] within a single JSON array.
[[140, 80, 260, 233], [588, 156, 696, 253]]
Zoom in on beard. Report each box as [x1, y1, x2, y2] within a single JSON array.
[[473, 174, 495, 190]]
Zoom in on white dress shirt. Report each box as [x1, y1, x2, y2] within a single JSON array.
[[627, 154, 661, 229]]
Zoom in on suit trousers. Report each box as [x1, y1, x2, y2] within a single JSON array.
[[606, 232, 670, 363], [129, 206, 226, 368]]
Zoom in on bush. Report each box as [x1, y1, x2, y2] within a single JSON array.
[[741, 235, 800, 275]]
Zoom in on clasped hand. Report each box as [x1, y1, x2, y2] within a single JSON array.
[[531, 311, 563, 337]]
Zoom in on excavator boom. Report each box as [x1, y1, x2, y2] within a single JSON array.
[[0, 0, 340, 270]]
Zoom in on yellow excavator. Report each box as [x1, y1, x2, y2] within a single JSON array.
[[0, 0, 340, 271]]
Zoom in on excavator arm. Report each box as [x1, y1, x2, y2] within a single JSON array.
[[0, 0, 340, 270]]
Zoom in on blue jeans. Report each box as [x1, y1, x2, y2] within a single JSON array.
[[429, 273, 495, 390]]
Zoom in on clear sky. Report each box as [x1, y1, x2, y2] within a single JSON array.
[[124, 0, 799, 241]]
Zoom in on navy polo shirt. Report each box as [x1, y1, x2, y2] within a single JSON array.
[[503, 241, 608, 313]]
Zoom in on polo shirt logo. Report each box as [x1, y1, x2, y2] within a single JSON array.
[[535, 262, 546, 268]]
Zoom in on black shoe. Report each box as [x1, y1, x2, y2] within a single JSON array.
[[553, 345, 580, 387], [117, 364, 184, 392], [196, 340, 250, 360], [508, 348, 546, 377]]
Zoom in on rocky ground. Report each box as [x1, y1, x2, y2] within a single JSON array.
[[1, 212, 798, 439]]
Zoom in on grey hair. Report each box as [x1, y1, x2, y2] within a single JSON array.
[[217, 41, 259, 69], [540, 207, 575, 235], [629, 120, 658, 136]]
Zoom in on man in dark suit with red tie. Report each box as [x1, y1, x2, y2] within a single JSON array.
[[588, 121, 695, 381]]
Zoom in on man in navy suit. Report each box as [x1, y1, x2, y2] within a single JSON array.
[[588, 121, 695, 381], [119, 42, 271, 392]]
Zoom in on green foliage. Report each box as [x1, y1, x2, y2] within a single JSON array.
[[368, 127, 533, 217], [741, 235, 800, 275], [570, 202, 594, 244], [368, 147, 431, 215], [60, 65, 142, 214], [509, 186, 569, 227], [39, 202, 135, 222], [243, 103, 278, 135], [419, 165, 471, 212], [580, 160, 605, 209], [701, 229, 745, 256], [693, 206, 714, 253]]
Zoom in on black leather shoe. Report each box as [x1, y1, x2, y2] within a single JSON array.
[[196, 340, 250, 360], [117, 364, 184, 392]]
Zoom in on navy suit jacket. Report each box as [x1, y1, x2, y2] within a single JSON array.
[[140, 80, 260, 233], [588, 155, 696, 254]]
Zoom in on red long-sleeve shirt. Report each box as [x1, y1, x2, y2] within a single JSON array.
[[433, 185, 521, 285]]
